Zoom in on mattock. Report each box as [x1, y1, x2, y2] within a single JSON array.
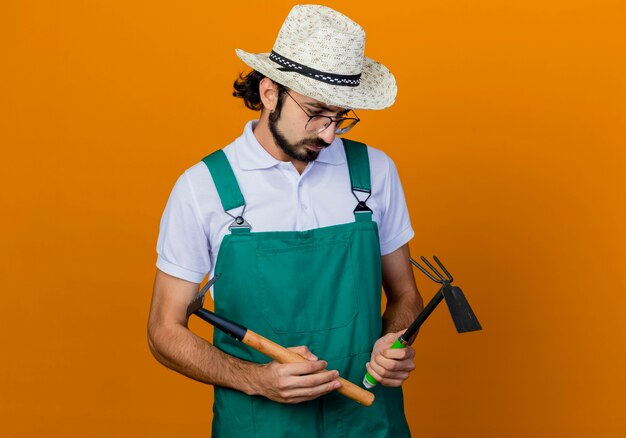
[[363, 256, 482, 388], [409, 256, 482, 335]]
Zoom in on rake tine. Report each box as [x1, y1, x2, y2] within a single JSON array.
[[433, 256, 454, 283], [420, 256, 447, 283], [409, 257, 442, 283]]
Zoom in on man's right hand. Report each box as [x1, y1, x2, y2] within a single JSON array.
[[254, 346, 341, 404], [149, 271, 340, 403]]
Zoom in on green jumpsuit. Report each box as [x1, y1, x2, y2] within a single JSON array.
[[202, 139, 411, 437]]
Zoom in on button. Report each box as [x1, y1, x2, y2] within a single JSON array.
[[302, 204, 308, 211]]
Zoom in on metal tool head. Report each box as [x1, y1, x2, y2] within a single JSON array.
[[410, 256, 453, 284], [185, 274, 220, 318], [440, 284, 482, 333], [410, 256, 482, 334]]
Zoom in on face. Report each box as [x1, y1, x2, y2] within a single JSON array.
[[267, 89, 345, 163]]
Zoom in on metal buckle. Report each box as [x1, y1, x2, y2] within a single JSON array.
[[228, 215, 252, 230], [351, 188, 372, 214]]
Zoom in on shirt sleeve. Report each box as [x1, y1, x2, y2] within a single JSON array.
[[156, 171, 211, 283], [378, 155, 414, 255]]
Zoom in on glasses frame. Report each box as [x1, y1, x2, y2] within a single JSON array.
[[284, 91, 360, 135]]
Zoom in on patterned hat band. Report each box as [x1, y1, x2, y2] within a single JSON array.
[[269, 51, 361, 87]]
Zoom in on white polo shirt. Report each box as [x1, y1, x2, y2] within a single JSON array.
[[156, 120, 414, 284]]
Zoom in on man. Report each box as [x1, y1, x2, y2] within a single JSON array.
[[148, 5, 423, 437]]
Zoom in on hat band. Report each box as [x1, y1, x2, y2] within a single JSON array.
[[270, 51, 361, 87]]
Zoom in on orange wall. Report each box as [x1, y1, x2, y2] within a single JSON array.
[[1, 1, 625, 436]]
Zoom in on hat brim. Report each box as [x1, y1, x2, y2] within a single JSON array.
[[236, 49, 397, 110]]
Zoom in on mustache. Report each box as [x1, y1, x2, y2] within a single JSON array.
[[298, 137, 332, 148]]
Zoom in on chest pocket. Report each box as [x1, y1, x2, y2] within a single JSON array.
[[256, 235, 358, 334]]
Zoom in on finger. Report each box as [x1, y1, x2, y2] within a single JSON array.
[[369, 356, 411, 381], [389, 330, 406, 339], [364, 361, 382, 382], [278, 359, 329, 377], [374, 353, 415, 373], [376, 332, 401, 350], [382, 346, 416, 360], [275, 372, 340, 402], [285, 369, 340, 390], [365, 361, 404, 387], [282, 379, 342, 404], [288, 345, 318, 361]]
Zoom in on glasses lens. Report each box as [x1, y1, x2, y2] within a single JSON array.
[[305, 115, 360, 135], [335, 118, 358, 135], [305, 116, 332, 134]]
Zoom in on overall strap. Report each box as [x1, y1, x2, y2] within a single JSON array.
[[202, 150, 251, 232], [342, 139, 373, 222]]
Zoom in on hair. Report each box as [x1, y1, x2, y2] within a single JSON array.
[[233, 70, 288, 114]]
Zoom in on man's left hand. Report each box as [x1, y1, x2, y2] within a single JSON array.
[[365, 330, 416, 387]]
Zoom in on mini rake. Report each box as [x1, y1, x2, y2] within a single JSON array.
[[363, 256, 482, 388]]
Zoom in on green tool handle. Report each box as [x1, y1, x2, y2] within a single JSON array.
[[362, 289, 445, 388], [363, 339, 406, 388], [391, 339, 406, 349]]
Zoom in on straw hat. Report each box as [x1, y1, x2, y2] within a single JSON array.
[[236, 4, 397, 110]]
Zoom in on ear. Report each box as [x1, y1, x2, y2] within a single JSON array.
[[259, 77, 280, 112]]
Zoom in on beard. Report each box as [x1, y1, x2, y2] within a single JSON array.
[[268, 110, 331, 162]]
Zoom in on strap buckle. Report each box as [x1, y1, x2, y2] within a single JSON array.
[[225, 204, 252, 231], [351, 188, 372, 214], [228, 215, 252, 231]]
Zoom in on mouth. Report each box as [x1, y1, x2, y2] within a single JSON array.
[[302, 139, 330, 152], [304, 144, 325, 152]]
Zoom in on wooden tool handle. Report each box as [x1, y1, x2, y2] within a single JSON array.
[[243, 330, 375, 407]]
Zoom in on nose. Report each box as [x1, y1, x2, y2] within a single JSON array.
[[318, 123, 336, 144]]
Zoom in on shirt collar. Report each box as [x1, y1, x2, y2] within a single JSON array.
[[236, 120, 346, 170], [316, 136, 346, 165]]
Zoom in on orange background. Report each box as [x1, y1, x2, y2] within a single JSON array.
[[1, 1, 625, 436]]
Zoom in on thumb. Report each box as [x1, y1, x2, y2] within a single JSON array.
[[388, 329, 407, 339], [288, 345, 318, 361], [379, 330, 406, 349]]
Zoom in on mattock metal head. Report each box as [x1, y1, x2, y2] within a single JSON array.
[[410, 256, 482, 333], [185, 274, 221, 318], [410, 256, 454, 284]]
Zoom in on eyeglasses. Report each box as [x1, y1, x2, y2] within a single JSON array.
[[284, 91, 360, 135]]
